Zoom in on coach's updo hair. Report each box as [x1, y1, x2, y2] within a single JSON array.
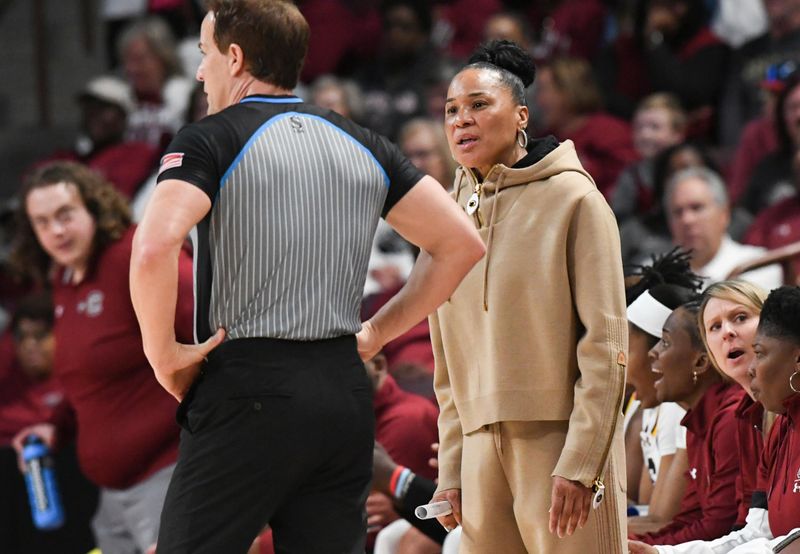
[[464, 40, 536, 106]]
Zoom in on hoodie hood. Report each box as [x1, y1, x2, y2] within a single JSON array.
[[452, 139, 597, 310]]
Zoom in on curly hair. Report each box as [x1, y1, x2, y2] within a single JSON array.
[[10, 162, 131, 285], [758, 286, 800, 345]]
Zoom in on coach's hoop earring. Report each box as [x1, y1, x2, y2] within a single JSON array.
[[692, 370, 698, 385], [517, 128, 528, 149], [790, 370, 800, 393]]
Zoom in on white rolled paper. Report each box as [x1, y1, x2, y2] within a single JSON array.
[[415, 500, 453, 520]]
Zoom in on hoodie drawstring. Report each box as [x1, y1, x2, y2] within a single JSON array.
[[482, 173, 505, 311], [453, 171, 465, 206]]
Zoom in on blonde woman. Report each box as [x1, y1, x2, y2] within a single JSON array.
[[629, 279, 770, 552]]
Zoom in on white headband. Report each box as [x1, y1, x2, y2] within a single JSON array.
[[626, 290, 673, 339]]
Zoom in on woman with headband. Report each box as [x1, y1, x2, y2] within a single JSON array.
[[624, 249, 703, 532], [629, 286, 800, 553], [429, 39, 627, 553]]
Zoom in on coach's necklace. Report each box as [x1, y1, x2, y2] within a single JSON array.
[[466, 183, 482, 215]]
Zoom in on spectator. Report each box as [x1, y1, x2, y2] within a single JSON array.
[[664, 167, 783, 290], [365, 352, 439, 544], [711, 0, 768, 48], [38, 76, 160, 200], [356, 0, 452, 140], [613, 93, 688, 223], [398, 117, 457, 190], [8, 162, 194, 553], [719, 0, 800, 147], [435, 0, 503, 60], [596, 0, 728, 128], [535, 56, 638, 198], [0, 293, 97, 554], [739, 69, 800, 215], [0, 294, 64, 447], [118, 16, 193, 149], [482, 11, 538, 118], [641, 0, 728, 137], [632, 300, 745, 545], [372, 441, 446, 552], [297, 0, 381, 83], [309, 74, 365, 122], [726, 60, 791, 204], [483, 11, 532, 50], [526, 0, 609, 63], [745, 145, 800, 277], [361, 284, 435, 397]]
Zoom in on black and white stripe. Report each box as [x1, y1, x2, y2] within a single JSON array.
[[208, 113, 388, 340]]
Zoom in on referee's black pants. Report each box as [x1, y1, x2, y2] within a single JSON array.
[[156, 336, 374, 554]]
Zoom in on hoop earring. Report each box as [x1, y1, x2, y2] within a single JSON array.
[[692, 370, 698, 385], [517, 128, 528, 149], [791, 371, 800, 393]]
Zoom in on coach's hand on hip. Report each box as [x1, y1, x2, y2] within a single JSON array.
[[150, 328, 226, 402]]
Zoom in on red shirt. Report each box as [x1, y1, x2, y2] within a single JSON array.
[[636, 383, 743, 545], [733, 393, 765, 526], [761, 394, 800, 537], [39, 141, 160, 199], [0, 332, 66, 447], [726, 117, 778, 204], [374, 374, 438, 481], [744, 196, 800, 276], [555, 113, 638, 200], [51, 226, 194, 489]]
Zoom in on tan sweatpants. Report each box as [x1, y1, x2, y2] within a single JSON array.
[[459, 421, 627, 554]]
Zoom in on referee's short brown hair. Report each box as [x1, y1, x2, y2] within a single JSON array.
[[206, 0, 309, 89]]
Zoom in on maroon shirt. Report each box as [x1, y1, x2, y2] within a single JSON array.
[[374, 374, 438, 481], [733, 393, 765, 527], [726, 117, 778, 204], [39, 141, 160, 200], [761, 394, 800, 537], [744, 196, 800, 277], [636, 383, 744, 545], [555, 113, 638, 200], [51, 226, 194, 489], [0, 332, 66, 447]]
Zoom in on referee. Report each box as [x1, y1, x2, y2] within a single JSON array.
[[129, 1, 484, 552]]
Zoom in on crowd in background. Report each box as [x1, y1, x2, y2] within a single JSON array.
[[1, 0, 800, 553]]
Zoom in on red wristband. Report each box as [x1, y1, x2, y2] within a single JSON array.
[[389, 465, 405, 495]]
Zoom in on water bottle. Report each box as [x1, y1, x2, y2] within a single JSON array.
[[22, 434, 65, 530]]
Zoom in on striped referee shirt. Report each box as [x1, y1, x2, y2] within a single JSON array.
[[157, 95, 423, 342]]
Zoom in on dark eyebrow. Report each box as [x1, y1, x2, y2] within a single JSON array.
[[445, 91, 490, 103]]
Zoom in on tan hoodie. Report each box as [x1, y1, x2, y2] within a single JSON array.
[[431, 139, 628, 492]]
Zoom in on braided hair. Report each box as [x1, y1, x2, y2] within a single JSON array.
[[625, 247, 704, 307]]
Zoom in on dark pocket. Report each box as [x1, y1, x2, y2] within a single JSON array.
[[175, 378, 201, 434]]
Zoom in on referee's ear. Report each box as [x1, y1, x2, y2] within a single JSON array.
[[227, 42, 246, 77]]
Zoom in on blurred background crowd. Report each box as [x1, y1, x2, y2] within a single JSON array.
[[2, 0, 800, 553]]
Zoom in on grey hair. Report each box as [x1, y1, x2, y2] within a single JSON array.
[[664, 166, 729, 210], [117, 16, 183, 77]]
